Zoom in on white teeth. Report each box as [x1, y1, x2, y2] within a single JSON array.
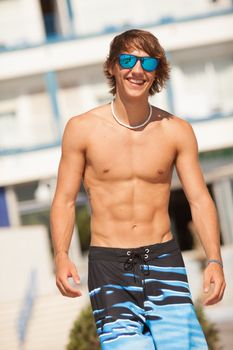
[[128, 78, 144, 84]]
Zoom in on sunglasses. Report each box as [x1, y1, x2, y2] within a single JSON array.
[[118, 54, 159, 72]]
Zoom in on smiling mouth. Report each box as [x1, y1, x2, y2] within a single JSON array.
[[127, 78, 146, 85]]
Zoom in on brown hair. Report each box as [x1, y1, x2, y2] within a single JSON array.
[[104, 29, 170, 96]]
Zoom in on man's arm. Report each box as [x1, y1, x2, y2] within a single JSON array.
[[50, 116, 86, 298], [174, 119, 226, 305]]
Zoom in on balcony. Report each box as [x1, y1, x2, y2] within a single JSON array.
[[0, 0, 232, 52]]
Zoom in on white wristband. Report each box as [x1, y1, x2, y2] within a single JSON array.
[[207, 259, 223, 268]]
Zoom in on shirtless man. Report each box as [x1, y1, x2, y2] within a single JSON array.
[[50, 29, 225, 349]]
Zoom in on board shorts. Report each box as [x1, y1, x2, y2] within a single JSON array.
[[88, 237, 208, 350]]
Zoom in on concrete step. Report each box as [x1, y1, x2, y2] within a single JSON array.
[[0, 285, 90, 350]]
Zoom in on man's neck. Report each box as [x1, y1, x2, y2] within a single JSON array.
[[113, 95, 151, 126]]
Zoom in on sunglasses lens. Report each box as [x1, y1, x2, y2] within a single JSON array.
[[142, 57, 159, 71], [119, 54, 136, 69]]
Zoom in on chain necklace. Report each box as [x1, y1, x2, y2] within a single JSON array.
[[110, 100, 152, 130]]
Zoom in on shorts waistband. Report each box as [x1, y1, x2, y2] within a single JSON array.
[[88, 237, 179, 261]]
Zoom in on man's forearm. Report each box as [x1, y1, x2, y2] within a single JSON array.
[[50, 200, 76, 257], [190, 194, 222, 262]]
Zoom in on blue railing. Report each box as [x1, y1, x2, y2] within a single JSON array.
[[0, 7, 232, 53], [43, 13, 57, 38], [0, 140, 61, 156]]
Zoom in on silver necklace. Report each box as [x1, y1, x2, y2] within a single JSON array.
[[110, 100, 152, 130]]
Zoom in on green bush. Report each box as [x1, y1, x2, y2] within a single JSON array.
[[67, 301, 220, 350], [195, 299, 220, 350], [66, 304, 100, 350]]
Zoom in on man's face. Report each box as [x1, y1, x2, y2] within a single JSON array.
[[109, 48, 156, 99]]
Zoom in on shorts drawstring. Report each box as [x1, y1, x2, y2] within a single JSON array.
[[123, 249, 150, 283]]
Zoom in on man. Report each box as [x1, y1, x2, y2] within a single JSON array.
[[50, 29, 225, 349]]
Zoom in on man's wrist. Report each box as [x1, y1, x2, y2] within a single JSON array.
[[54, 250, 68, 258], [206, 259, 223, 268]]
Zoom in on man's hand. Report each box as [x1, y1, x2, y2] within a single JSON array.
[[54, 252, 82, 298], [203, 263, 226, 306]]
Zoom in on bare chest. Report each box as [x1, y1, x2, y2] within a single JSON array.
[[85, 122, 176, 183]]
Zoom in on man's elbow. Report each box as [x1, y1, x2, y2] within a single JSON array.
[[188, 191, 215, 211], [51, 194, 76, 211]]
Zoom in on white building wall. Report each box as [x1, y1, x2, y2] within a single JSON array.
[[0, 0, 231, 46], [0, 0, 45, 47], [0, 226, 55, 301], [0, 225, 89, 350], [0, 92, 57, 149], [171, 55, 233, 118], [73, 0, 232, 35]]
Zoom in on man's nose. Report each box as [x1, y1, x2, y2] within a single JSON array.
[[131, 59, 144, 74]]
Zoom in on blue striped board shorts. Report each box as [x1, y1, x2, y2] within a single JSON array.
[[88, 237, 208, 350]]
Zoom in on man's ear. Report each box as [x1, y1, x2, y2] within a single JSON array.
[[108, 66, 113, 76], [108, 62, 116, 77]]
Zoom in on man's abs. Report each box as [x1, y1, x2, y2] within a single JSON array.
[[84, 179, 173, 248]]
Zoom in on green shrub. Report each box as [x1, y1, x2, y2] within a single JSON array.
[[66, 304, 100, 350], [67, 301, 220, 350], [195, 299, 220, 350]]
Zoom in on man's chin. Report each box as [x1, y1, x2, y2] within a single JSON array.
[[123, 89, 149, 100]]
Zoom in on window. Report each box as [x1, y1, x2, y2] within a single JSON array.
[[173, 56, 233, 119], [39, 0, 59, 38]]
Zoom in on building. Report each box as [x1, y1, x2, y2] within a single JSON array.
[[0, 1, 233, 349]]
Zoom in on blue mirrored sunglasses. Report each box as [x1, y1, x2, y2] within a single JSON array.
[[118, 54, 159, 72]]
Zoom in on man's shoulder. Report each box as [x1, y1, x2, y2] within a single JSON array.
[[67, 103, 110, 130], [154, 106, 193, 132], [62, 104, 110, 150]]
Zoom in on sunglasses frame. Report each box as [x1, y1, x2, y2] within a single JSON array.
[[118, 54, 159, 72]]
